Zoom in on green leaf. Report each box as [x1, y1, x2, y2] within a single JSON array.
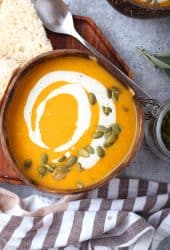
[[155, 55, 170, 65], [139, 49, 170, 69]]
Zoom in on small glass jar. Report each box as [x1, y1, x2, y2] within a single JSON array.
[[145, 100, 170, 161]]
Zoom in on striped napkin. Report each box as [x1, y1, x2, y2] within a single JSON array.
[[0, 178, 170, 250]]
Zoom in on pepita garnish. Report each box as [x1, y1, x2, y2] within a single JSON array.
[[93, 131, 104, 139], [107, 88, 112, 99], [58, 155, 67, 162], [38, 166, 47, 177], [104, 129, 112, 139], [57, 165, 71, 173], [78, 148, 89, 158], [45, 164, 55, 173], [86, 145, 95, 154], [111, 87, 121, 101], [23, 159, 32, 169], [76, 182, 84, 189], [111, 123, 121, 134], [53, 171, 66, 180], [97, 125, 109, 133], [102, 106, 112, 116], [96, 146, 105, 158], [41, 153, 48, 165], [77, 162, 84, 172], [67, 155, 78, 167], [104, 133, 117, 148], [89, 93, 97, 105]]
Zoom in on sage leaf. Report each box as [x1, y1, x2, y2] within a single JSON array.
[[139, 48, 170, 70]]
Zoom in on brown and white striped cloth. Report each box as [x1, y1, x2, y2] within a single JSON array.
[[1, 178, 170, 250]]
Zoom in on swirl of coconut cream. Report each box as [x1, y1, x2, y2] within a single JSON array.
[[24, 71, 116, 169]]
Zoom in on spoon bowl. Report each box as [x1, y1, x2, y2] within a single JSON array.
[[36, 0, 76, 35]]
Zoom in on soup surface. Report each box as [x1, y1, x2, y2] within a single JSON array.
[[134, 0, 170, 6], [6, 55, 137, 191]]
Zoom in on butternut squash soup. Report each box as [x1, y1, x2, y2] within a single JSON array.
[[134, 0, 170, 7], [5, 54, 137, 191]]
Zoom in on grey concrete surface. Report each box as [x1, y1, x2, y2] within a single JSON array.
[[0, 0, 170, 197]]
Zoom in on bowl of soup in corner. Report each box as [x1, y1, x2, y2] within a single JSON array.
[[0, 50, 144, 194]]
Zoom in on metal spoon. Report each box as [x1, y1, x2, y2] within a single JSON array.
[[35, 0, 160, 117]]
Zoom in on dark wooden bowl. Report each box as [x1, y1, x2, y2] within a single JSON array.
[[107, 0, 170, 18], [0, 49, 144, 194]]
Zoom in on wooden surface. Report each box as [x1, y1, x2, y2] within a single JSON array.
[[0, 15, 133, 185]]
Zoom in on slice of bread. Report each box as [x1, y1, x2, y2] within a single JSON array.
[[0, 0, 52, 65], [0, 58, 19, 100], [0, 0, 52, 101]]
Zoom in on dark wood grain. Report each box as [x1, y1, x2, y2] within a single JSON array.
[[0, 15, 133, 185]]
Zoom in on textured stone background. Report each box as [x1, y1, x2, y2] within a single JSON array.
[[0, 0, 170, 199]]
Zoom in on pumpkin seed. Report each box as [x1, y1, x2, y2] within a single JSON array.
[[103, 141, 113, 148], [104, 133, 117, 148], [45, 164, 55, 172], [41, 153, 48, 164], [67, 155, 78, 167], [102, 106, 112, 116], [107, 88, 112, 99], [122, 106, 129, 112], [57, 165, 71, 173], [93, 131, 104, 139], [96, 146, 105, 158], [76, 182, 84, 189], [86, 145, 95, 154], [104, 129, 112, 139], [53, 171, 65, 180], [38, 166, 47, 177], [77, 162, 84, 172], [78, 148, 89, 158], [111, 87, 121, 101], [23, 159, 32, 169], [111, 123, 121, 134], [89, 93, 97, 105], [97, 125, 109, 133], [58, 155, 67, 162]]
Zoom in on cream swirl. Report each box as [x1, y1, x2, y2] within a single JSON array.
[[24, 71, 116, 169]]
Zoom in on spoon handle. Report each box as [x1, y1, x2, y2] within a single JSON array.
[[71, 29, 160, 117]]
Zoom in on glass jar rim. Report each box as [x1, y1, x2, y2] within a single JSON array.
[[155, 101, 170, 159]]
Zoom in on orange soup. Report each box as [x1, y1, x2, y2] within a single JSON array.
[[134, 0, 170, 7], [6, 55, 137, 191]]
